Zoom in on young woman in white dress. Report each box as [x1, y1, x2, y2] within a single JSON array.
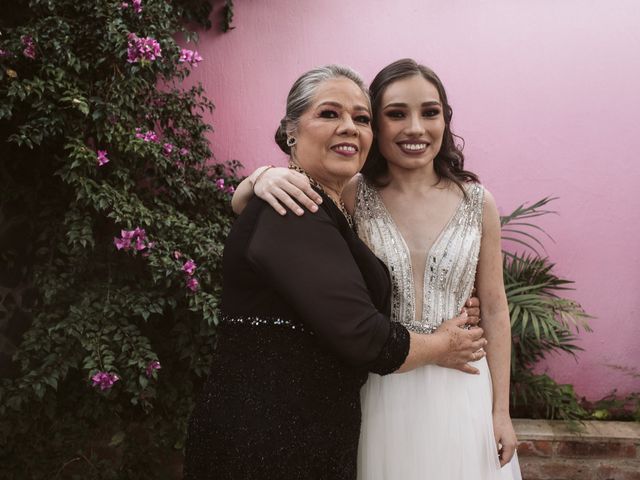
[[232, 59, 521, 480]]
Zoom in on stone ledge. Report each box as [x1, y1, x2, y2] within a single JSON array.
[[514, 419, 640, 443], [513, 419, 640, 479], [519, 457, 640, 480]]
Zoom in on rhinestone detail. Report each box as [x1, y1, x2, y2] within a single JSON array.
[[353, 179, 484, 334]]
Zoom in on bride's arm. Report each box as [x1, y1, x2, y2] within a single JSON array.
[[231, 166, 322, 215], [475, 188, 518, 466]]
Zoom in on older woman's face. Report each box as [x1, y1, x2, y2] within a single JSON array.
[[294, 78, 373, 186]]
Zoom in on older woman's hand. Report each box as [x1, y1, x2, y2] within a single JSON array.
[[253, 167, 323, 216], [433, 314, 487, 375], [462, 296, 480, 325]]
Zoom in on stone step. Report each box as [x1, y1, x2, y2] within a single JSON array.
[[514, 419, 640, 480]]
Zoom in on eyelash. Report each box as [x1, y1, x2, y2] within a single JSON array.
[[385, 109, 441, 119], [319, 110, 371, 124]]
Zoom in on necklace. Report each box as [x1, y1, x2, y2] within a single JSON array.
[[288, 162, 354, 228]]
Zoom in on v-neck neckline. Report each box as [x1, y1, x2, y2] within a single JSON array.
[[371, 184, 467, 322]]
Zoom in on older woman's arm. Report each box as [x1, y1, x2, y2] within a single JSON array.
[[231, 166, 322, 215], [247, 199, 486, 374]]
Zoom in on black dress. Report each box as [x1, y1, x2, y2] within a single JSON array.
[[183, 190, 410, 480]]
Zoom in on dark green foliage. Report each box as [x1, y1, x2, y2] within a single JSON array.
[[0, 1, 238, 477], [502, 198, 592, 420]]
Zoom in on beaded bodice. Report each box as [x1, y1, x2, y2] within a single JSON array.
[[354, 178, 485, 334]]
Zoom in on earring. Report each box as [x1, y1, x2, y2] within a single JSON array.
[[286, 136, 297, 147]]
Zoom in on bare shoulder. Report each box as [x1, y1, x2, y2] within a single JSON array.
[[477, 185, 501, 232], [342, 173, 362, 215]]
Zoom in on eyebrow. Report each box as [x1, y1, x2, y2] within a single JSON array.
[[383, 101, 442, 109], [316, 101, 371, 113]]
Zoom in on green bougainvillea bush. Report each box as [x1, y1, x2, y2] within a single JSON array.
[[0, 1, 238, 477]]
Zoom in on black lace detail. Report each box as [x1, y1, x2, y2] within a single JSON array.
[[367, 322, 410, 375]]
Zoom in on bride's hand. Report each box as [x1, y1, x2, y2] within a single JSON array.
[[253, 167, 322, 216], [492, 411, 517, 466]]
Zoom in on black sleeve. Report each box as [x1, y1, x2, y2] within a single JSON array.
[[246, 205, 409, 373]]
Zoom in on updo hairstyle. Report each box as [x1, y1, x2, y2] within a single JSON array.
[[275, 65, 370, 155]]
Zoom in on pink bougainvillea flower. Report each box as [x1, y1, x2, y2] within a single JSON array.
[[226, 185, 235, 194], [135, 236, 147, 251], [163, 143, 174, 155], [133, 227, 146, 239], [182, 259, 196, 276], [91, 371, 120, 391], [114, 227, 150, 252], [127, 33, 161, 63], [215, 178, 225, 190], [97, 150, 109, 166], [178, 48, 203, 67], [145, 360, 161, 378], [121, 2, 129, 8], [186, 277, 199, 292], [21, 35, 36, 59], [179, 147, 189, 156], [134, 128, 159, 143], [132, 0, 143, 14], [173, 250, 182, 260]]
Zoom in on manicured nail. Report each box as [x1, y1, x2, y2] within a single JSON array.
[[296, 208, 304, 215], [310, 205, 318, 212]]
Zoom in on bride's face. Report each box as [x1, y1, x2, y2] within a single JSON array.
[[376, 74, 445, 172]]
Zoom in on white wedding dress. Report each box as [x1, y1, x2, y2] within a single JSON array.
[[354, 179, 521, 480]]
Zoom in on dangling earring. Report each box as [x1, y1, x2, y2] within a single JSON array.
[[286, 136, 297, 147]]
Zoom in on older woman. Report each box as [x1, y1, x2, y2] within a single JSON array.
[[183, 65, 486, 480]]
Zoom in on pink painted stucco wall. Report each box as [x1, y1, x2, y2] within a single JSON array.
[[185, 0, 640, 400]]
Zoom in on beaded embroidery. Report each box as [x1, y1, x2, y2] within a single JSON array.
[[221, 314, 308, 332], [353, 179, 484, 334]]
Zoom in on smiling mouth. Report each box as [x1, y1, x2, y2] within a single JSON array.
[[397, 142, 428, 153], [331, 144, 359, 155]]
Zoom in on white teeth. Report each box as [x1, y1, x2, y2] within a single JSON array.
[[334, 145, 357, 153], [400, 143, 427, 151]]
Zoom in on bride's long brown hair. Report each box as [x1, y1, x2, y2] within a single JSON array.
[[361, 59, 479, 194]]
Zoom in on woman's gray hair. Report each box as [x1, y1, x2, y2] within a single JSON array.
[[274, 65, 370, 154]]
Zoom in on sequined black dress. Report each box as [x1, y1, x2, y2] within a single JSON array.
[[183, 191, 410, 480]]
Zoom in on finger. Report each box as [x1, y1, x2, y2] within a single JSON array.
[[466, 327, 484, 340], [263, 193, 287, 216], [271, 188, 306, 215], [452, 313, 469, 326], [281, 182, 319, 213], [471, 339, 487, 351], [289, 173, 323, 204], [466, 296, 479, 307], [465, 307, 480, 322], [458, 363, 480, 375], [468, 349, 485, 362], [500, 443, 516, 466]]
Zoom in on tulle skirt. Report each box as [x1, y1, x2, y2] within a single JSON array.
[[358, 357, 522, 480]]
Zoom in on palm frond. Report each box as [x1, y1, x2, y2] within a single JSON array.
[[502, 200, 594, 420], [500, 196, 558, 255]]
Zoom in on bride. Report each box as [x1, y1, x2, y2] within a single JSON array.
[[232, 58, 521, 479]]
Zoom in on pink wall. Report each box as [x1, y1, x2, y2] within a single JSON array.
[[186, 0, 640, 400]]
